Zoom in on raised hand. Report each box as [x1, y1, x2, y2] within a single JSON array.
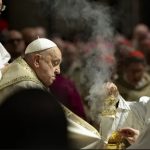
[[105, 82, 119, 97]]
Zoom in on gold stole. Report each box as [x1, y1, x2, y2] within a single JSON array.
[[0, 57, 44, 90]]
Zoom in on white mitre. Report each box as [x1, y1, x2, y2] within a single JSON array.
[[25, 38, 57, 54]]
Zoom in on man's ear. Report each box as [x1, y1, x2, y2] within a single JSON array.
[[33, 54, 41, 68]]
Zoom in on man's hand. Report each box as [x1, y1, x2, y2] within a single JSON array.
[[118, 127, 140, 144], [105, 82, 119, 97]]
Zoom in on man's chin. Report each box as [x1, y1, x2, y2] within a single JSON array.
[[45, 78, 56, 87], [49, 80, 55, 86]]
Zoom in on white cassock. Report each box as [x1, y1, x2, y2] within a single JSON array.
[[139, 96, 150, 124], [127, 96, 150, 149], [127, 122, 150, 149]]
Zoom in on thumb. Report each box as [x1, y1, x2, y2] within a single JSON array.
[[126, 137, 135, 144]]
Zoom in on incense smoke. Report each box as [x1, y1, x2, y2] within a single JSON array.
[[38, 0, 116, 123]]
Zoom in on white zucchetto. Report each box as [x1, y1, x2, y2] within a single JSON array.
[[25, 38, 57, 54]]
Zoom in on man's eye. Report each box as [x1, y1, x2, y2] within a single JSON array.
[[52, 61, 59, 66]]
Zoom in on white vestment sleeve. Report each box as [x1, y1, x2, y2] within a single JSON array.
[[128, 123, 150, 149]]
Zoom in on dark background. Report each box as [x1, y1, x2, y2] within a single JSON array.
[[1, 0, 150, 40]]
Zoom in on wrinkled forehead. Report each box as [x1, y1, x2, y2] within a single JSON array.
[[46, 47, 62, 60]]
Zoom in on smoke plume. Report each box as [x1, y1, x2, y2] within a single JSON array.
[[38, 0, 116, 123]]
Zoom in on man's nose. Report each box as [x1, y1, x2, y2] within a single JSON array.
[[55, 67, 60, 74]]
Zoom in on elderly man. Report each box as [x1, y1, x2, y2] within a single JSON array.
[[0, 38, 108, 149], [0, 38, 61, 103]]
